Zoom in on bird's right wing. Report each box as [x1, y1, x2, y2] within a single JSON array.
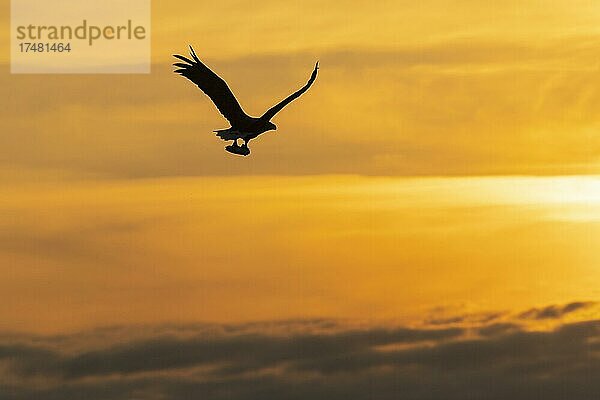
[[260, 62, 319, 122], [173, 46, 250, 126]]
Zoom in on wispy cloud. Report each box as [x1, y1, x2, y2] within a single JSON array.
[[518, 301, 596, 320]]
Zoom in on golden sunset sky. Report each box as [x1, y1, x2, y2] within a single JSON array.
[[2, 2, 600, 399], [1, 0, 599, 334]]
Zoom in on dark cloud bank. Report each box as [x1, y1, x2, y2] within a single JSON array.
[[1, 305, 599, 400]]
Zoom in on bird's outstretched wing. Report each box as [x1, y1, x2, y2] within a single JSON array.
[[260, 62, 319, 121], [173, 46, 250, 126]]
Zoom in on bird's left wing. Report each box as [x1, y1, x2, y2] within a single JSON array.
[[173, 46, 250, 126], [260, 62, 319, 122]]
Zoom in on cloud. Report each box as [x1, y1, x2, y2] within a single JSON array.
[[1, 324, 463, 379], [518, 301, 596, 320], [1, 311, 599, 400], [426, 311, 505, 326]]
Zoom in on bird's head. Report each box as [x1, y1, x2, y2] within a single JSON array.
[[266, 121, 277, 131]]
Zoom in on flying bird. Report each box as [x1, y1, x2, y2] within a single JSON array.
[[173, 46, 319, 156]]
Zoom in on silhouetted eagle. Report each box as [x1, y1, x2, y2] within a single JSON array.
[[173, 46, 319, 156]]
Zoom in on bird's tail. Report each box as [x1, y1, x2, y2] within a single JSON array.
[[214, 128, 241, 141]]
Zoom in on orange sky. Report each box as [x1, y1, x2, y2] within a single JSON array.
[[0, 0, 599, 335], [1, 175, 598, 333]]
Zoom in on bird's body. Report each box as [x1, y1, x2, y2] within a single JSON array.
[[213, 117, 275, 147], [173, 46, 318, 156], [213, 121, 274, 156]]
